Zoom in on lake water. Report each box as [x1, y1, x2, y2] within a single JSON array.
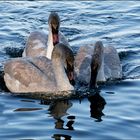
[[0, 1, 140, 139]]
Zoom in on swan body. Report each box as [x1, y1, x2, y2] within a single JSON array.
[[4, 41, 122, 95], [104, 46, 122, 80], [4, 12, 75, 96], [4, 57, 56, 93], [75, 41, 122, 86], [4, 43, 74, 94]]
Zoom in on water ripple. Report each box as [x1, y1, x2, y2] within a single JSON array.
[[0, 1, 140, 139]]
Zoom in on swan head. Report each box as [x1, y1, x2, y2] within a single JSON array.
[[48, 12, 60, 46]]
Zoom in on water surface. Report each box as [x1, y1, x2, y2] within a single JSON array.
[[0, 1, 140, 139]]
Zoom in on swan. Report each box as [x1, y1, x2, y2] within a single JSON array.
[[74, 41, 122, 87], [4, 43, 75, 94], [3, 11, 122, 97], [22, 12, 70, 59], [4, 40, 122, 96]]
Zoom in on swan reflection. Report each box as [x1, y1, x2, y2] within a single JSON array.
[[40, 90, 106, 140], [88, 91, 106, 122], [44, 100, 74, 140], [48, 100, 75, 130]]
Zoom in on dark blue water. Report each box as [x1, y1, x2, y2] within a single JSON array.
[[0, 1, 140, 139]]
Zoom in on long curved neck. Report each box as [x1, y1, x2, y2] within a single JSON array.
[[97, 53, 105, 82], [46, 27, 54, 60], [52, 56, 74, 91]]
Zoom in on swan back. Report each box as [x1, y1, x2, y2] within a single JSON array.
[[4, 51, 74, 94]]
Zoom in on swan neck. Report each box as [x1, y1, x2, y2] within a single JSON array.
[[46, 27, 54, 60], [47, 27, 61, 60], [97, 51, 106, 82], [52, 57, 74, 91]]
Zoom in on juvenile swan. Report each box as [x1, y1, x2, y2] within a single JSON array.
[[4, 43, 74, 93], [22, 12, 69, 59], [4, 41, 122, 94], [4, 10, 122, 95], [74, 41, 122, 88]]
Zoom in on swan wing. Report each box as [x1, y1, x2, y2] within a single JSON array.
[[23, 31, 48, 57], [104, 46, 122, 80], [4, 57, 56, 93]]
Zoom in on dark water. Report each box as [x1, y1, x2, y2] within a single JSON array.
[[0, 1, 140, 139]]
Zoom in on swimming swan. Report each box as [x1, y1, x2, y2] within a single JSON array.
[[4, 43, 75, 93], [3, 12, 122, 97], [22, 11, 122, 86], [22, 12, 69, 59], [4, 41, 122, 95], [75, 41, 122, 87]]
